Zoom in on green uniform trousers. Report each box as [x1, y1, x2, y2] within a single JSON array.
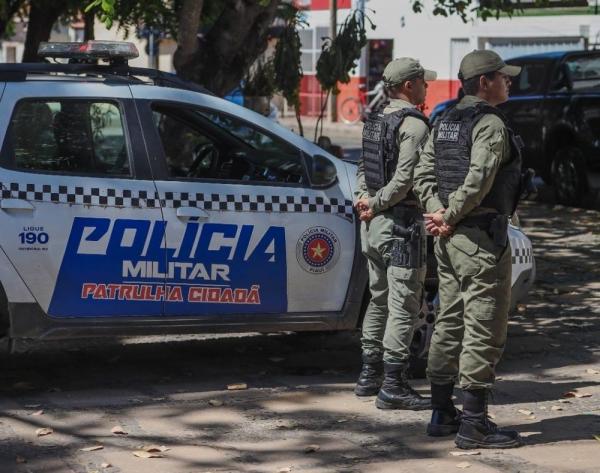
[[360, 212, 426, 364], [427, 225, 511, 390]]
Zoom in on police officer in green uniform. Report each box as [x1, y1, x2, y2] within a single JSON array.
[[413, 50, 524, 448], [354, 58, 437, 410]]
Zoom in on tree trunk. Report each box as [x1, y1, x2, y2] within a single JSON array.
[[22, 1, 65, 62], [84, 9, 95, 41], [174, 0, 281, 97], [172, 0, 204, 75]]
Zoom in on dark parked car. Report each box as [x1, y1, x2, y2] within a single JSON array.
[[430, 50, 600, 206]]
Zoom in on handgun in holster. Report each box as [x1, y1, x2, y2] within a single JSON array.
[[488, 214, 509, 248], [392, 223, 423, 269]]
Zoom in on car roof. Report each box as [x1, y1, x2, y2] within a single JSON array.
[[506, 50, 600, 62]]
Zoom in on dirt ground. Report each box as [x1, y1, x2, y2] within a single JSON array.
[[0, 201, 599, 473]]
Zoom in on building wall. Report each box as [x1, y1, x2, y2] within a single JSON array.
[[300, 0, 600, 116]]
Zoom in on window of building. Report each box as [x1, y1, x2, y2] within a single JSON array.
[[3, 100, 130, 176], [5, 46, 16, 63]]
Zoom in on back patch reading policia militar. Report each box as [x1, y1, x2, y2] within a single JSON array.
[[47, 217, 287, 317], [436, 121, 461, 142]]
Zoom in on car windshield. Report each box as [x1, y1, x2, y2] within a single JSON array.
[[565, 56, 600, 90]]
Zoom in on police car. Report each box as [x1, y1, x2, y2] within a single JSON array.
[[0, 42, 534, 354]]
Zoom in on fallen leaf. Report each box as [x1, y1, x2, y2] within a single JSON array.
[[304, 444, 320, 453], [111, 426, 128, 435], [143, 445, 169, 453], [15, 456, 26, 464], [594, 434, 600, 443], [269, 357, 285, 363], [100, 463, 111, 469], [450, 451, 480, 456], [562, 391, 577, 398], [559, 399, 571, 404], [337, 419, 348, 423], [80, 445, 104, 452], [586, 369, 600, 375], [30, 410, 44, 416], [518, 409, 533, 416], [227, 383, 247, 391], [517, 304, 527, 313], [495, 377, 503, 381], [208, 399, 223, 407], [519, 431, 542, 438], [551, 405, 563, 411], [35, 427, 53, 437], [550, 343, 561, 348], [456, 462, 471, 469], [132, 450, 164, 459]]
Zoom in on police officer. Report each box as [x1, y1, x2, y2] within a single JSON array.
[[413, 50, 524, 448], [354, 58, 437, 410]]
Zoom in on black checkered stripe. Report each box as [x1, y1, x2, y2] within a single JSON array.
[[159, 191, 353, 218], [0, 182, 161, 207], [512, 247, 533, 265], [0, 182, 354, 219]]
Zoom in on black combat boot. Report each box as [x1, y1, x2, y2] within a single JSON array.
[[375, 362, 431, 410], [354, 352, 383, 396], [427, 382, 462, 437], [455, 389, 523, 449]]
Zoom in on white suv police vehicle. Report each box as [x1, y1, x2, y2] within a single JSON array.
[[0, 42, 535, 353]]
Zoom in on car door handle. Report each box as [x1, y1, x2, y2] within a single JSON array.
[[176, 206, 209, 220], [0, 199, 34, 211]]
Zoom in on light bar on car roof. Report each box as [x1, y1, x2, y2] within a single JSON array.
[[38, 41, 139, 61]]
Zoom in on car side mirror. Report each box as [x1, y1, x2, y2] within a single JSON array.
[[310, 154, 337, 188]]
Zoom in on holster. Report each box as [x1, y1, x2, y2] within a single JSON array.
[[488, 214, 509, 248], [391, 222, 424, 269]]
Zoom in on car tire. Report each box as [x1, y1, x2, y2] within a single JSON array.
[[551, 147, 588, 207]]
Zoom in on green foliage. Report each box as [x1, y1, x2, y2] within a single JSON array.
[[316, 9, 374, 95], [273, 4, 305, 110], [410, 0, 549, 22], [86, 0, 116, 29], [243, 59, 276, 97]]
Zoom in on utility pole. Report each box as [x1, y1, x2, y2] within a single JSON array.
[[329, 0, 338, 122]]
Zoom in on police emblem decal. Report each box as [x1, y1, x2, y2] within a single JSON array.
[[296, 227, 341, 274]]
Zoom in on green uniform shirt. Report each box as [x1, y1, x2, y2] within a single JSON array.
[[355, 99, 430, 214], [413, 95, 511, 226]]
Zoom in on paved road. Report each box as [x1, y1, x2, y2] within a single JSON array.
[[0, 201, 599, 473]]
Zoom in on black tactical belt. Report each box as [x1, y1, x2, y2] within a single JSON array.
[[458, 213, 498, 229], [391, 203, 422, 221]]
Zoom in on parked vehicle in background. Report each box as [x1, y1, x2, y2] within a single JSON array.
[[430, 50, 600, 207], [340, 80, 388, 124]]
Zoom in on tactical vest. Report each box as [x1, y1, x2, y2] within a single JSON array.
[[362, 107, 429, 204], [433, 103, 523, 216]]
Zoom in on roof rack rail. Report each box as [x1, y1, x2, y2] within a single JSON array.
[[0, 63, 214, 96]]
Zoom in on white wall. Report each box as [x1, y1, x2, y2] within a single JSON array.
[[304, 1, 600, 80]]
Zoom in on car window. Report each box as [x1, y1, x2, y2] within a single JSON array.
[[509, 61, 548, 95], [152, 104, 306, 185], [564, 55, 600, 90], [4, 99, 130, 176]]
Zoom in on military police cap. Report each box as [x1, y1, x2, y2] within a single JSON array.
[[382, 58, 437, 86], [459, 50, 521, 80]]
